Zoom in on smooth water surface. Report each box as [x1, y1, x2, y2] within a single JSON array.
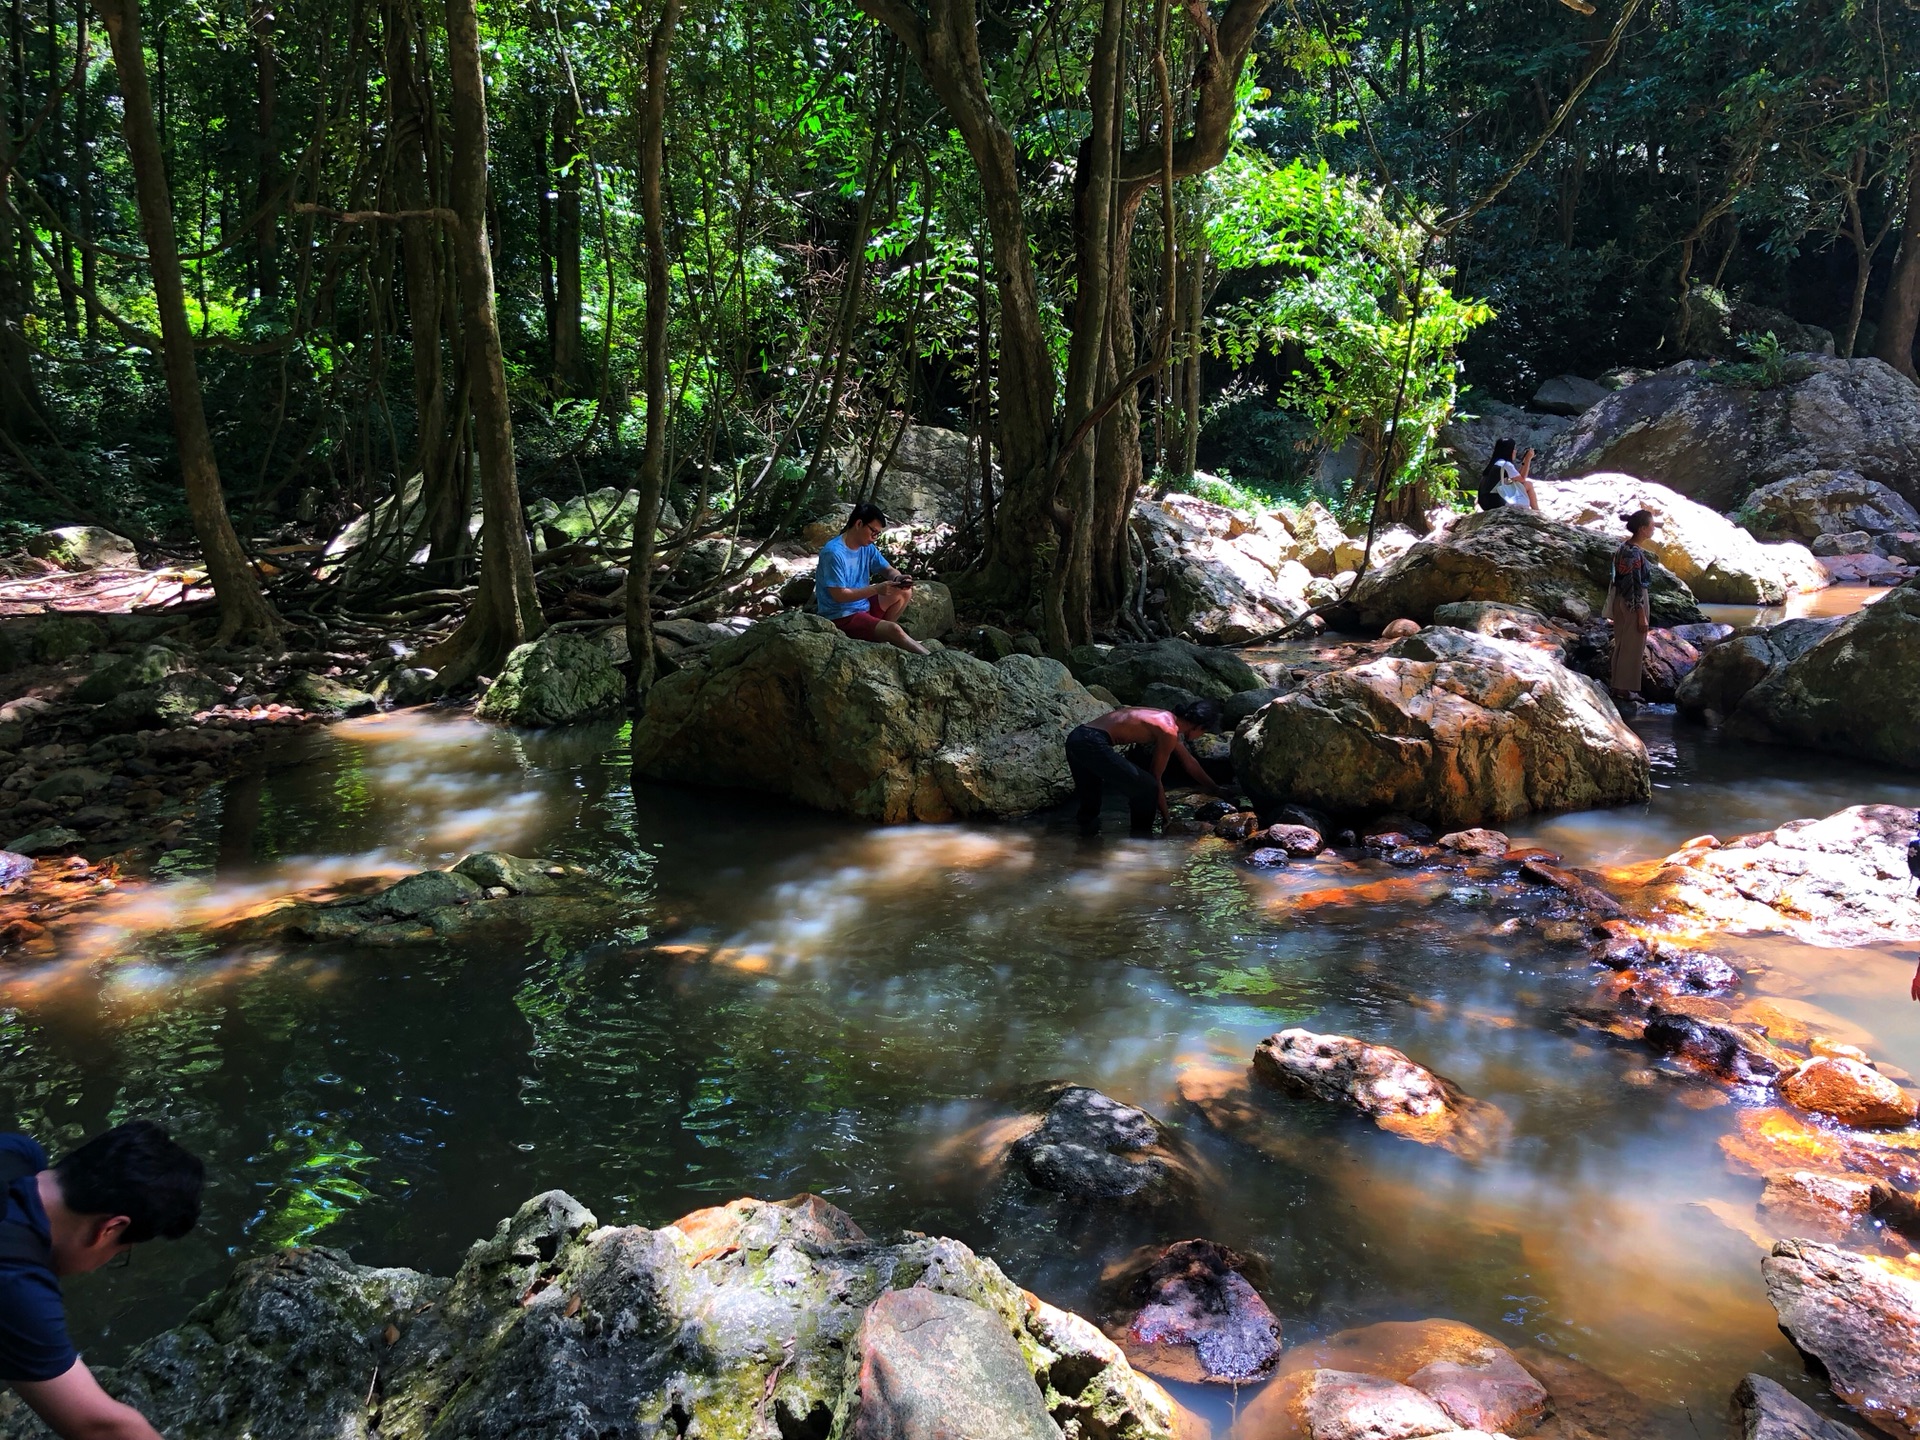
[[4, 701, 1917, 1433]]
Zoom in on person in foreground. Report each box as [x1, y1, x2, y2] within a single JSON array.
[[1606, 508, 1658, 706], [814, 502, 929, 655], [1067, 700, 1230, 835], [0, 1120, 204, 1440]]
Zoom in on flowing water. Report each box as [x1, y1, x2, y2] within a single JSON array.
[[5, 605, 1917, 1435]]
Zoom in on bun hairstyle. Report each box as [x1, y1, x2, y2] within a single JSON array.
[[1621, 508, 1654, 536]]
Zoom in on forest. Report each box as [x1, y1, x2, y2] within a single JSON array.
[[0, 0, 1914, 672]]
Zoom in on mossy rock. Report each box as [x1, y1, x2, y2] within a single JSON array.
[[74, 645, 184, 704], [475, 632, 624, 727], [32, 614, 105, 663]]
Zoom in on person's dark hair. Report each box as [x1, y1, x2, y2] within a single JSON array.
[[54, 1121, 204, 1243], [1172, 698, 1223, 733], [845, 501, 887, 530], [1620, 508, 1654, 537], [1479, 438, 1516, 499]]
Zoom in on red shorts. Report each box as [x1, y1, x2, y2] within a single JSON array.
[[832, 611, 884, 641]]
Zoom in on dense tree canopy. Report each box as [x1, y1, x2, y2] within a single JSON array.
[[0, 0, 1913, 656]]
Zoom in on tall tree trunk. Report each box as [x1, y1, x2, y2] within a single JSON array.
[[76, 0, 97, 341], [420, 0, 541, 686], [382, 0, 458, 562], [551, 86, 584, 394], [0, 112, 39, 433], [1181, 232, 1204, 480], [623, 0, 680, 704], [1874, 147, 1920, 383], [250, 0, 275, 297], [95, 0, 278, 643]]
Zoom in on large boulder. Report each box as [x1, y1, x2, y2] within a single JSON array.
[[0, 1191, 1184, 1440], [1133, 495, 1310, 642], [1545, 356, 1920, 512], [1727, 580, 1920, 767], [1675, 618, 1840, 722], [630, 612, 1106, 821], [1347, 508, 1703, 628], [1532, 374, 1610, 416], [475, 631, 624, 727], [1627, 806, 1920, 948], [1531, 472, 1824, 603], [1742, 471, 1920, 542], [1251, 1030, 1508, 1158], [898, 579, 956, 640], [1071, 638, 1264, 702], [1439, 398, 1573, 490], [1679, 290, 1837, 359], [25, 526, 138, 570], [843, 424, 983, 526], [1764, 1238, 1920, 1440], [1232, 628, 1649, 828]]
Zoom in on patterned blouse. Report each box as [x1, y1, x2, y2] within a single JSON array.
[[1611, 541, 1651, 612]]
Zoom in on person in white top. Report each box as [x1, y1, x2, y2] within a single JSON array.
[[1477, 438, 1539, 510]]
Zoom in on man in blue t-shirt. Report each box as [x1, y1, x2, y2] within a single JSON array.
[[0, 1122, 204, 1440], [815, 502, 929, 655]]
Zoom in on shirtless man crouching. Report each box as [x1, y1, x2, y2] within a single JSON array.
[[1066, 700, 1230, 835]]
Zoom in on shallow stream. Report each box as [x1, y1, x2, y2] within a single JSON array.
[[6, 622, 1919, 1435]]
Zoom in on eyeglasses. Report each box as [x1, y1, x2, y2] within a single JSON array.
[[105, 1247, 132, 1271]]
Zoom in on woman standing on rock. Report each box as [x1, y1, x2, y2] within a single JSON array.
[[1607, 509, 1657, 705], [1478, 439, 1538, 510]]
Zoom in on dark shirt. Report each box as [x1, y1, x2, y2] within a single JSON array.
[[0, 1135, 76, 1383]]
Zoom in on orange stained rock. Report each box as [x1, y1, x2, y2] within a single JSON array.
[[1721, 1109, 1920, 1188], [1267, 875, 1455, 915]]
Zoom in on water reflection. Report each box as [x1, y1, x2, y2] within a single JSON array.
[[0, 707, 1906, 1431]]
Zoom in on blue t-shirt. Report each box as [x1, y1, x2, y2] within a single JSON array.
[[0, 1135, 74, 1383], [814, 535, 889, 620]]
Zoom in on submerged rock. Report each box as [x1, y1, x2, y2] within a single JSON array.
[[1347, 507, 1702, 628], [0, 1191, 1185, 1440], [632, 612, 1106, 822], [218, 854, 619, 947], [1731, 1374, 1870, 1440], [1106, 1239, 1282, 1386], [1232, 628, 1649, 830], [1009, 1086, 1202, 1215], [1250, 1029, 1508, 1158], [1764, 1237, 1920, 1440], [1641, 999, 1796, 1085], [476, 631, 625, 727], [1628, 806, 1920, 947]]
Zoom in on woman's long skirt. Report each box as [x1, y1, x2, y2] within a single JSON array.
[[1607, 594, 1648, 693]]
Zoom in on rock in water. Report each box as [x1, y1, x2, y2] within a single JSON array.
[[475, 631, 624, 727], [1780, 1057, 1918, 1130], [632, 612, 1106, 821], [25, 526, 138, 570], [843, 1288, 1063, 1440], [1251, 1029, 1508, 1158], [283, 672, 378, 719], [1675, 618, 1840, 723], [1726, 578, 1920, 769], [1009, 1086, 1201, 1213], [1108, 1239, 1282, 1385], [1629, 807, 1920, 948], [0, 1191, 1185, 1440], [1347, 507, 1703, 628], [1545, 356, 1920, 512], [1744, 471, 1920, 543], [1234, 1369, 1461, 1440], [1732, 1374, 1871, 1440], [1532, 471, 1824, 603], [1232, 628, 1649, 829], [1764, 1238, 1920, 1440]]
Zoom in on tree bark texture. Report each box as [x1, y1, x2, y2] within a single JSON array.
[[381, 0, 462, 565], [0, 108, 40, 435], [860, 0, 1271, 636], [95, 0, 279, 643], [1874, 147, 1920, 382], [623, 0, 681, 705], [422, 0, 542, 685]]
